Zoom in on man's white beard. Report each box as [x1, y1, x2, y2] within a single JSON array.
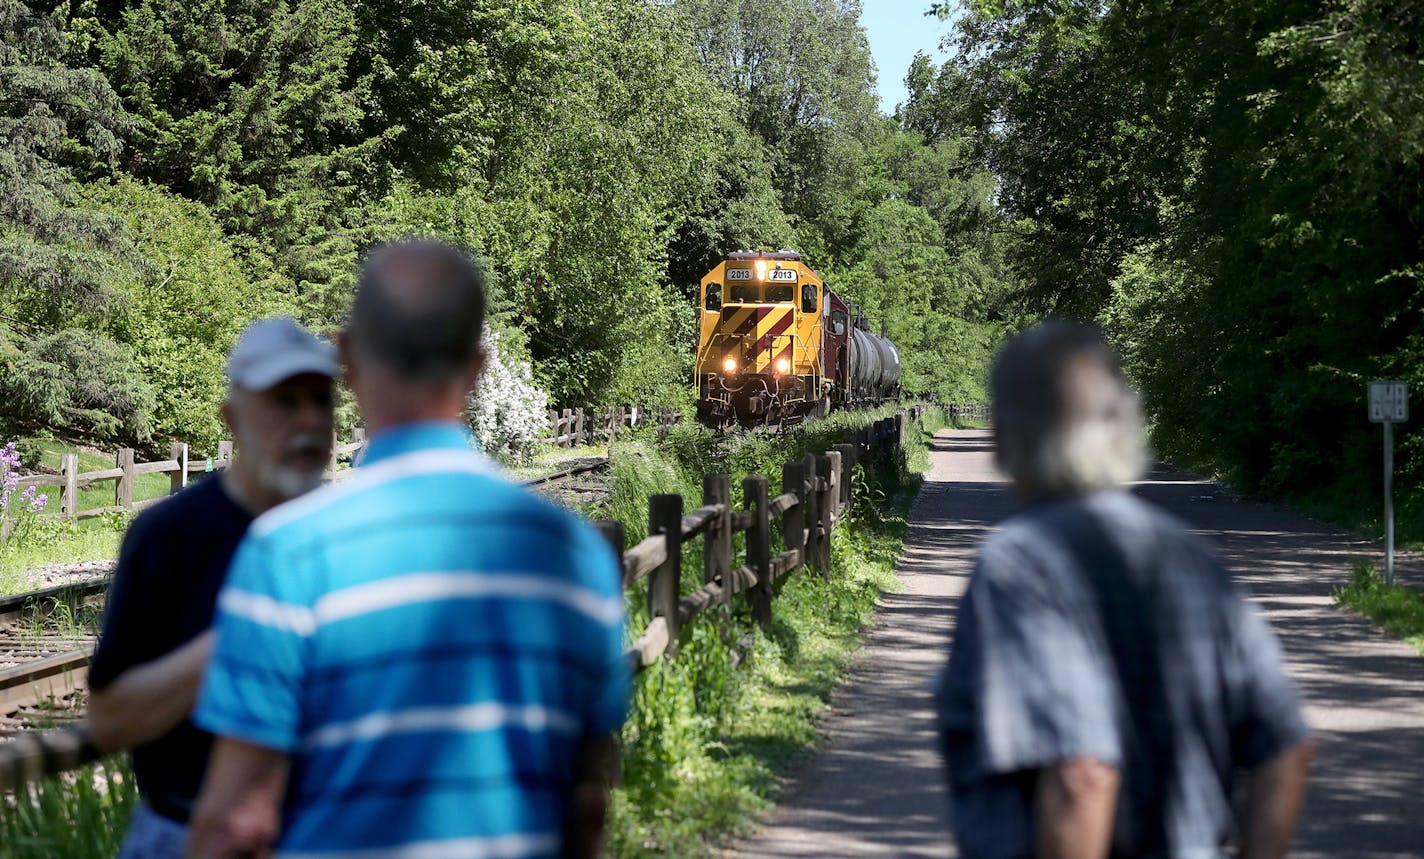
[[262, 465, 325, 501]]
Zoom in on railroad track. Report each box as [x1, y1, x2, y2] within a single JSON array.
[[521, 455, 610, 486], [0, 458, 612, 731], [0, 578, 106, 725]]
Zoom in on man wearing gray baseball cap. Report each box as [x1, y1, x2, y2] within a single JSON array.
[[88, 316, 339, 859]]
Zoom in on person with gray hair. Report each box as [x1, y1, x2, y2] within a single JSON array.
[[937, 321, 1314, 859], [89, 317, 338, 859], [186, 241, 628, 859]]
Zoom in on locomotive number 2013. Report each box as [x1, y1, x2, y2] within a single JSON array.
[[767, 268, 798, 282], [726, 268, 753, 281]]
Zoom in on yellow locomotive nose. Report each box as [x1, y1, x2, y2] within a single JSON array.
[[722, 357, 737, 373]]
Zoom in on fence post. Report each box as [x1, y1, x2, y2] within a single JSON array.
[[833, 443, 856, 512], [704, 474, 731, 604], [743, 475, 772, 632], [824, 449, 842, 523], [574, 408, 584, 445], [648, 494, 684, 654], [548, 410, 558, 445], [595, 520, 626, 577], [218, 440, 234, 469], [61, 453, 78, 521], [804, 453, 824, 573], [168, 442, 188, 494], [782, 461, 806, 570], [815, 453, 835, 573], [328, 429, 340, 475], [116, 448, 134, 510]]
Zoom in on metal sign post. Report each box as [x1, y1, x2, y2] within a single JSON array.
[[1369, 381, 1409, 586]]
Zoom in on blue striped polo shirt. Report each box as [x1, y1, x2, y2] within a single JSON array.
[[194, 422, 629, 858]]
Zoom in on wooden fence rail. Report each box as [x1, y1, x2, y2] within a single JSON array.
[[944, 402, 990, 422], [0, 406, 924, 793], [9, 430, 367, 524], [547, 405, 680, 448], [8, 403, 672, 524], [603, 407, 919, 675]]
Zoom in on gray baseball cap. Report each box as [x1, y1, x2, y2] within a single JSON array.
[[226, 317, 339, 390]]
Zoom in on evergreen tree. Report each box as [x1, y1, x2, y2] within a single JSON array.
[[0, 0, 153, 441], [89, 0, 385, 323]]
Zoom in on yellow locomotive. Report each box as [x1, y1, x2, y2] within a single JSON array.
[[695, 250, 901, 428]]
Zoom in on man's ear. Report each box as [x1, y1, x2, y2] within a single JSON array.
[[220, 396, 237, 435], [336, 331, 357, 389], [465, 347, 486, 395]]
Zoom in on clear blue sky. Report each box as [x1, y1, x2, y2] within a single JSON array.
[[860, 2, 954, 115]]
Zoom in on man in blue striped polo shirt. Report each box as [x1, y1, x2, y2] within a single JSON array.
[[186, 242, 629, 858]]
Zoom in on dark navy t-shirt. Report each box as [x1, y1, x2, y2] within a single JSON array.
[[937, 490, 1308, 859], [90, 476, 252, 823]]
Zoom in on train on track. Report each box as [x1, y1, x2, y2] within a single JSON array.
[[694, 250, 901, 429]]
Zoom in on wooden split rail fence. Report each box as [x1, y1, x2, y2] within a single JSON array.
[[944, 402, 990, 422], [598, 408, 921, 674], [548, 405, 680, 448], [9, 403, 677, 524], [7, 432, 369, 525]]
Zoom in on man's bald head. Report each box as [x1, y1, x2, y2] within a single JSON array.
[[348, 241, 486, 382]]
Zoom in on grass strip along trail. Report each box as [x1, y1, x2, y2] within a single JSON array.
[[1335, 560, 1424, 656], [603, 407, 942, 856]]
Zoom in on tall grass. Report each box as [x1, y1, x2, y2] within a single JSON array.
[[0, 759, 138, 858], [604, 406, 934, 856], [1334, 559, 1424, 655]]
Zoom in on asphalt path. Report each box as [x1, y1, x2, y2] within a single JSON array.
[[732, 428, 1424, 858]]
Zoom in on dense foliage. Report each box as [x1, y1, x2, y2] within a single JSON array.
[[928, 0, 1424, 534], [1, 0, 1009, 453]]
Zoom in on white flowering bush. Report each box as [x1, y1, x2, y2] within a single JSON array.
[[467, 325, 550, 463]]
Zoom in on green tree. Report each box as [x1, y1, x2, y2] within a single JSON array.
[[939, 0, 1424, 525], [88, 177, 285, 447], [88, 0, 384, 323], [0, 0, 154, 441], [673, 0, 879, 264], [376, 0, 727, 405]]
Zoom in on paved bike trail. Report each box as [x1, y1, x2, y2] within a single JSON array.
[[731, 429, 1424, 858]]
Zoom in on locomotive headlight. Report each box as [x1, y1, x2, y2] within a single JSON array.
[[722, 357, 737, 373], [775, 358, 790, 374], [755, 260, 767, 279]]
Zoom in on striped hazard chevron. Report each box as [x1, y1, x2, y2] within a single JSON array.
[[717, 305, 798, 371], [720, 304, 796, 340]]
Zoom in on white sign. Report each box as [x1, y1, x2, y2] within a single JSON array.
[[726, 268, 753, 281], [767, 267, 798, 282], [1369, 381, 1409, 423]]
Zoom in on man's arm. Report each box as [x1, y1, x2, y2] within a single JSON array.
[[1034, 756, 1120, 859], [88, 631, 213, 752], [185, 737, 288, 859], [1239, 738, 1315, 859], [562, 735, 619, 859]]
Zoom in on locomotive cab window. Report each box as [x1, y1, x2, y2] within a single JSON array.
[[767, 285, 794, 302], [731, 284, 759, 303], [800, 283, 817, 313], [705, 283, 722, 311], [831, 309, 847, 336]]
